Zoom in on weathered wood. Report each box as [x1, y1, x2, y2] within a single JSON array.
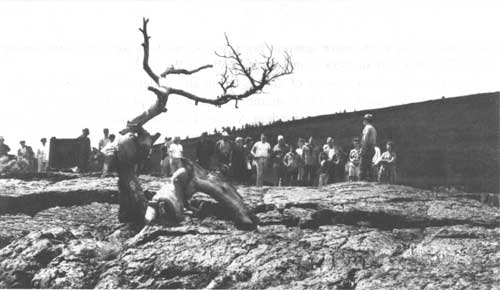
[[116, 17, 293, 225]]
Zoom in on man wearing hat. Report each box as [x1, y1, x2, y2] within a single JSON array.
[[360, 113, 377, 181], [37, 138, 50, 172]]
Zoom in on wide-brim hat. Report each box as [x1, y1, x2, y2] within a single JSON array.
[[363, 113, 373, 121]]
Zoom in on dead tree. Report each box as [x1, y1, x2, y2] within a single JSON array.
[[115, 18, 293, 226]]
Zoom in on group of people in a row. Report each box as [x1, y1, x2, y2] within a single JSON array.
[[187, 113, 397, 187], [0, 128, 118, 176], [1, 114, 397, 187], [0, 136, 50, 173]]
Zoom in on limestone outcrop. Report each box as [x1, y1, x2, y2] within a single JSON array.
[[0, 174, 498, 289]]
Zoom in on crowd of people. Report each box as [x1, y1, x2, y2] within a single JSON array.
[[0, 136, 50, 173], [191, 113, 397, 187], [0, 128, 117, 176], [0, 114, 397, 187]]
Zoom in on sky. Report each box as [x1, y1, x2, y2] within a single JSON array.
[[1, 0, 499, 150]]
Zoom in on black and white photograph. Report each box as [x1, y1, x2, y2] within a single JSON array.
[[0, 0, 498, 289]]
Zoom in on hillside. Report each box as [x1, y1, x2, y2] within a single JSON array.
[[172, 92, 499, 193]]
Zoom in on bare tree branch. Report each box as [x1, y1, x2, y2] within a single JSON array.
[[165, 36, 293, 108], [119, 87, 170, 134], [121, 18, 293, 134], [218, 66, 236, 95], [160, 64, 213, 78], [215, 34, 258, 88], [169, 81, 265, 107], [139, 17, 160, 85]]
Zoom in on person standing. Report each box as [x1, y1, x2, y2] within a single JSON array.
[[0, 137, 11, 158], [77, 128, 91, 173], [312, 140, 322, 185], [98, 128, 111, 151], [378, 141, 397, 184], [324, 137, 341, 183], [161, 137, 172, 176], [243, 137, 254, 185], [295, 138, 306, 186], [215, 132, 232, 167], [359, 114, 377, 181], [230, 137, 246, 183], [302, 137, 316, 186], [36, 138, 50, 173], [101, 134, 117, 177], [283, 145, 300, 186], [169, 137, 183, 173], [251, 133, 271, 187], [372, 145, 382, 179], [196, 132, 214, 170], [272, 135, 288, 186], [18, 140, 35, 172], [348, 137, 361, 181], [318, 151, 330, 186]]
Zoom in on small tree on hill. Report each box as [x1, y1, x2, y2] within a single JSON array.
[[115, 18, 293, 224]]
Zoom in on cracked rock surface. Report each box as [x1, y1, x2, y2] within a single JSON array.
[[0, 174, 499, 289]]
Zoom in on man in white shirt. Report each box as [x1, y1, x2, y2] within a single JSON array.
[[360, 113, 377, 181], [169, 136, 183, 173], [36, 138, 50, 172], [251, 133, 271, 187], [101, 134, 117, 177], [98, 128, 111, 151]]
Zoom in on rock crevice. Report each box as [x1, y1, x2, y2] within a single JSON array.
[[0, 176, 499, 289]]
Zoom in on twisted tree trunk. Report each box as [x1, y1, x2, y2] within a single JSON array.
[[115, 17, 292, 226]]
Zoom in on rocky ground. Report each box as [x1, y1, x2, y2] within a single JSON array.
[[0, 173, 499, 289]]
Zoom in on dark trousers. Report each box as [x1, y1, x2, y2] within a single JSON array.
[[273, 164, 286, 186], [285, 168, 298, 186], [303, 164, 316, 186], [328, 163, 335, 183], [359, 146, 375, 181]]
